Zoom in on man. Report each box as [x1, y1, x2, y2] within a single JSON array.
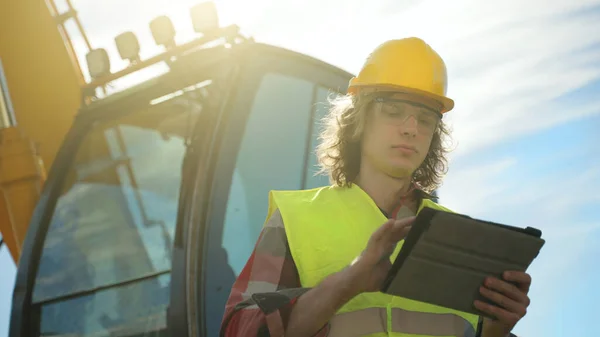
[[220, 37, 532, 337]]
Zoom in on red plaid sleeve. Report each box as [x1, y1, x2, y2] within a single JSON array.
[[220, 209, 330, 337]]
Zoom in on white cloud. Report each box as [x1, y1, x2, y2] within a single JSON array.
[[437, 157, 519, 215], [439, 154, 600, 231]]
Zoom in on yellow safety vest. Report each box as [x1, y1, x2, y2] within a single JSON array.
[[267, 184, 480, 337]]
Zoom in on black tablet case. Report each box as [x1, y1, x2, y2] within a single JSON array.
[[381, 207, 545, 318]]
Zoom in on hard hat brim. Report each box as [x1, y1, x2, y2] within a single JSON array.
[[348, 83, 454, 113]]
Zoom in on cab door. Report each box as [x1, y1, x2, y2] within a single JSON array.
[[170, 44, 352, 337], [8, 57, 236, 337]]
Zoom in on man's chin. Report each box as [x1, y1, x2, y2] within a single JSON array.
[[384, 163, 415, 179]]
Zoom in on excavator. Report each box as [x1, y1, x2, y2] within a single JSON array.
[[1, 1, 351, 337], [0, 1, 440, 337]]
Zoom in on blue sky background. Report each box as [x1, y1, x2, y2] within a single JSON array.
[[2, 0, 600, 336]]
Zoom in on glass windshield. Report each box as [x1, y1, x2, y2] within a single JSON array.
[[31, 82, 210, 337]]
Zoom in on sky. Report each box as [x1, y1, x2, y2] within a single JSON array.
[[1, 0, 600, 336]]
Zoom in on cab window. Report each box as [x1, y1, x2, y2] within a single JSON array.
[[203, 72, 314, 336], [222, 72, 315, 274], [31, 91, 205, 337], [203, 68, 345, 337]]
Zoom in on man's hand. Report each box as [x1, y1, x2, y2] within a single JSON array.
[[342, 217, 414, 296], [286, 217, 414, 337], [476, 271, 532, 337]]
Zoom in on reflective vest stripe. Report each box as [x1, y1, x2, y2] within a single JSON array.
[[327, 307, 476, 337], [390, 308, 476, 337]]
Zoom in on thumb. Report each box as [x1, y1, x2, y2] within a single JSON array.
[[387, 217, 415, 242]]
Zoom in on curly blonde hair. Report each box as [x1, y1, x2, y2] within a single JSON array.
[[315, 92, 452, 193]]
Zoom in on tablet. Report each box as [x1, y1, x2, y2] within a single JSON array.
[[381, 207, 545, 317]]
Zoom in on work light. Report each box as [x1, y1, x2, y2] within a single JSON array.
[[190, 1, 219, 33], [150, 15, 176, 48], [115, 31, 141, 63], [86, 48, 111, 79]]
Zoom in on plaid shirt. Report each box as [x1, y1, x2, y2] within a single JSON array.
[[219, 208, 322, 337], [219, 189, 495, 337]]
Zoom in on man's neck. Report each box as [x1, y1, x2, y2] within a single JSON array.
[[355, 162, 413, 215]]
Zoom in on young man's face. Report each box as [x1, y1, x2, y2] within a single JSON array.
[[361, 93, 441, 178]]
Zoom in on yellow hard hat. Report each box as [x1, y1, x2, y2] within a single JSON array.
[[348, 37, 454, 113]]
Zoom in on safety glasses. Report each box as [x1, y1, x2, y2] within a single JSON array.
[[373, 97, 441, 134]]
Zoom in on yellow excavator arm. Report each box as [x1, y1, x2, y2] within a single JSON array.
[[0, 127, 46, 264], [0, 0, 82, 264]]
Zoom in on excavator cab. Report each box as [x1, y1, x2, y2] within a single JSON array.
[[8, 17, 352, 337]]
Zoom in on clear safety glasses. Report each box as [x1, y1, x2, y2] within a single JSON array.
[[373, 97, 442, 134]]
